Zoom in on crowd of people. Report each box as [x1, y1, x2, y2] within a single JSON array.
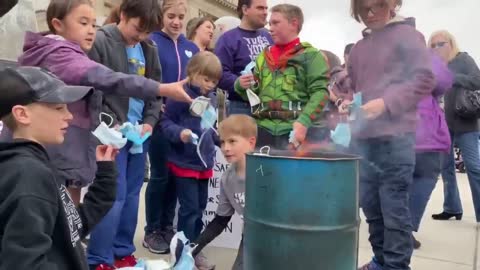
[[0, 0, 479, 270]]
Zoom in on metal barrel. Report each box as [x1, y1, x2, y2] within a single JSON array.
[[244, 150, 360, 270]]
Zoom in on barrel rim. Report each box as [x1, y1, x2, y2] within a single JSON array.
[[247, 151, 361, 161]]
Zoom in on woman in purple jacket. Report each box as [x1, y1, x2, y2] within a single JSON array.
[[337, 1, 435, 269], [409, 53, 453, 249]]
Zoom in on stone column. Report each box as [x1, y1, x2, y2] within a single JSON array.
[[0, 0, 37, 61]]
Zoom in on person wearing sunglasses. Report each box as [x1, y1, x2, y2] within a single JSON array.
[[428, 30, 480, 223]]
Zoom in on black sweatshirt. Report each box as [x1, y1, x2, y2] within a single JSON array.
[[0, 140, 117, 270]]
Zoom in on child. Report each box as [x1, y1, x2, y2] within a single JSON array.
[[144, 0, 199, 255], [86, 0, 162, 268], [337, 0, 435, 269], [0, 66, 118, 270], [192, 114, 257, 270], [161, 51, 222, 270], [14, 0, 190, 205], [235, 4, 329, 150]]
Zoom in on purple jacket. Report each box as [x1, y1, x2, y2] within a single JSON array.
[[415, 53, 453, 152], [15, 32, 160, 186], [346, 17, 435, 139]]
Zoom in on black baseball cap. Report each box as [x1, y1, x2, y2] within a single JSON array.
[[0, 66, 93, 118]]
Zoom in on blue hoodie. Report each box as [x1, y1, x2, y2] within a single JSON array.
[[150, 31, 199, 83]]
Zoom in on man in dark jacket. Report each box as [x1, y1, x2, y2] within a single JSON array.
[[86, 0, 163, 269], [0, 66, 118, 270]]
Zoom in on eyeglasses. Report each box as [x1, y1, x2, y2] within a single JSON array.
[[431, 42, 448, 49], [360, 2, 388, 16]]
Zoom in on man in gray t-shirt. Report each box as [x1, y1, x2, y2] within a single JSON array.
[[192, 164, 245, 270]]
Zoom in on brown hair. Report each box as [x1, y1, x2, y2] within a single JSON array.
[[186, 17, 216, 41], [186, 51, 222, 81], [237, 0, 253, 19], [350, 0, 402, 22], [219, 114, 258, 139], [119, 0, 160, 32], [104, 6, 121, 25], [162, 0, 187, 15], [46, 0, 93, 33], [270, 4, 304, 33]]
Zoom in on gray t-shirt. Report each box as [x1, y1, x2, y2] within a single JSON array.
[[216, 164, 245, 217]]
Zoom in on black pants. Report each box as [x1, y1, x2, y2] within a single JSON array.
[[256, 126, 329, 150]]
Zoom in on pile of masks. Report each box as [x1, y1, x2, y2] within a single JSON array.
[[116, 232, 196, 270], [92, 113, 151, 154]]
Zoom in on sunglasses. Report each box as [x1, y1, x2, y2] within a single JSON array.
[[431, 41, 448, 49]]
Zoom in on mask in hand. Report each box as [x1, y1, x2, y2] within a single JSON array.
[[330, 122, 351, 147], [190, 96, 211, 118], [92, 113, 127, 149], [349, 92, 363, 121], [120, 122, 151, 145], [200, 105, 218, 131]]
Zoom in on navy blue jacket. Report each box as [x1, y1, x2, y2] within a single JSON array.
[[161, 84, 217, 171]]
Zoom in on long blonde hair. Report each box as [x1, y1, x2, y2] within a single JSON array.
[[428, 30, 460, 62]]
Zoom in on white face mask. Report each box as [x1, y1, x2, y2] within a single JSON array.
[[91, 113, 127, 149]]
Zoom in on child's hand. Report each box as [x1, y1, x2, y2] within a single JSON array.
[[141, 123, 153, 137], [96, 145, 119, 162], [338, 100, 353, 114], [180, 129, 193, 143], [361, 98, 386, 120], [292, 122, 307, 144], [238, 74, 255, 89]]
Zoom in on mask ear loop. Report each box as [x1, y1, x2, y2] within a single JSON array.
[[197, 131, 208, 168], [99, 112, 114, 127]]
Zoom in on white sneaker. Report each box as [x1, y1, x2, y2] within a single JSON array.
[[195, 251, 215, 270]]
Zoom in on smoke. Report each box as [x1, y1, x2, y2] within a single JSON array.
[[269, 0, 479, 64]]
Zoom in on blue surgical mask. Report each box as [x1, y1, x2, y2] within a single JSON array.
[[120, 122, 151, 145], [201, 105, 217, 131], [91, 113, 127, 149], [330, 122, 351, 147], [170, 232, 196, 270]]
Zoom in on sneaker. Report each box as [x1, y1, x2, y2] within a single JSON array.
[[143, 231, 170, 254], [358, 259, 383, 270], [195, 251, 216, 270], [89, 264, 115, 270], [114, 255, 137, 268], [161, 226, 176, 244]]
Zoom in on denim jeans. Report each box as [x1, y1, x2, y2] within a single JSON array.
[[441, 131, 480, 221], [227, 100, 251, 116], [144, 129, 176, 234], [176, 177, 209, 242], [409, 152, 442, 232], [87, 141, 149, 265], [357, 134, 415, 270]]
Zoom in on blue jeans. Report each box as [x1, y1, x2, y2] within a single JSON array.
[[87, 141, 149, 265], [227, 100, 251, 116], [176, 177, 209, 241], [357, 134, 415, 270], [441, 131, 480, 220], [144, 129, 176, 233], [409, 152, 442, 232]]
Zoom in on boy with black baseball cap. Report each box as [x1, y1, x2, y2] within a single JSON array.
[[0, 66, 119, 270]]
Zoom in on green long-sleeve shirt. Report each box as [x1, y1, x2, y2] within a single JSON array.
[[235, 42, 330, 136]]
